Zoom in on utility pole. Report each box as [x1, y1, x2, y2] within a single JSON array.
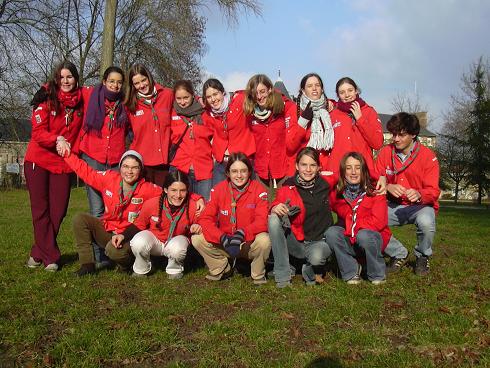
[[99, 0, 118, 77]]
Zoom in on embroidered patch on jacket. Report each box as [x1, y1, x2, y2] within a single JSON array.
[[332, 121, 341, 129], [285, 116, 291, 128], [128, 212, 138, 222], [220, 210, 229, 216], [172, 116, 181, 120], [151, 216, 159, 222], [385, 168, 395, 176], [35, 106, 43, 112], [35, 115, 42, 123], [246, 203, 256, 209], [135, 110, 144, 116], [258, 192, 268, 201], [105, 190, 113, 197], [131, 198, 143, 204]]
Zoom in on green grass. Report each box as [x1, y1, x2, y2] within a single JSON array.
[[0, 188, 489, 367]]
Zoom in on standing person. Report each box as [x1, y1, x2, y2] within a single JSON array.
[[201, 78, 256, 186], [169, 80, 213, 200], [64, 150, 162, 276], [125, 63, 173, 186], [375, 112, 440, 276], [289, 73, 334, 176], [25, 61, 83, 271], [269, 147, 335, 288], [113, 170, 202, 278], [328, 77, 384, 176], [79, 66, 129, 267], [325, 152, 389, 285], [192, 152, 271, 284], [243, 74, 298, 189]]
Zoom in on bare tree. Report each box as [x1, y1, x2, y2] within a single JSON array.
[[390, 91, 427, 114]]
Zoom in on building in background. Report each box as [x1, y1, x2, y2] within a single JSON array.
[[0, 119, 30, 187]]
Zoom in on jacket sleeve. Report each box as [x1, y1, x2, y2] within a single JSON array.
[[30, 103, 58, 148], [284, 100, 306, 155], [198, 187, 226, 243], [356, 195, 388, 232], [241, 186, 269, 240], [356, 106, 384, 150], [132, 200, 153, 231], [374, 146, 390, 181], [64, 153, 112, 192], [419, 152, 441, 205]]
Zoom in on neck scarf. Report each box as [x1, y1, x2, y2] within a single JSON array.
[[228, 180, 250, 233], [391, 139, 420, 176], [210, 92, 231, 116], [295, 174, 317, 190], [138, 86, 159, 122], [253, 105, 272, 121], [84, 84, 128, 135], [300, 93, 334, 150], [336, 95, 367, 120], [113, 180, 139, 219], [57, 88, 82, 126], [173, 98, 204, 125], [344, 183, 361, 201], [160, 197, 186, 242], [342, 190, 366, 244]]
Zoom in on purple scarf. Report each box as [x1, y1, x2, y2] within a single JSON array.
[[336, 95, 367, 114], [84, 84, 128, 135]]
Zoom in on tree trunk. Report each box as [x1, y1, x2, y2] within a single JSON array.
[[454, 182, 459, 204], [100, 0, 118, 76]]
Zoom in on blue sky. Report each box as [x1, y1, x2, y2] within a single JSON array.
[[200, 0, 490, 131]]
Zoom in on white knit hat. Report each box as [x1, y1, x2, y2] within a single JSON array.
[[119, 150, 144, 169]]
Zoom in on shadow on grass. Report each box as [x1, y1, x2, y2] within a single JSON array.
[[305, 355, 343, 368]]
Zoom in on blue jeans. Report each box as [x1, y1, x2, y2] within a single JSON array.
[[268, 214, 332, 285], [326, 226, 385, 282], [384, 202, 436, 258], [170, 166, 212, 201], [81, 153, 118, 264], [212, 161, 226, 187]]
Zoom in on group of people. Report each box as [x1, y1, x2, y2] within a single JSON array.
[[24, 60, 440, 287]]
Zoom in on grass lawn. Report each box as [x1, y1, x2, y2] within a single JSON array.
[[0, 188, 489, 367]]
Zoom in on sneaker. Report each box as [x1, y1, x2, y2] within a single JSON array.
[[74, 263, 96, 277], [346, 264, 362, 285], [252, 276, 267, 286], [26, 257, 42, 268], [415, 256, 430, 276], [44, 263, 59, 272], [386, 256, 408, 273], [371, 279, 386, 285], [167, 273, 183, 280]]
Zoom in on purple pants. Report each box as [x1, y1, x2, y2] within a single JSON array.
[[24, 161, 71, 266]]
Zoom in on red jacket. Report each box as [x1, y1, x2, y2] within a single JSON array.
[[78, 86, 127, 165], [25, 98, 84, 174], [375, 143, 440, 211], [128, 84, 173, 166], [330, 192, 391, 251], [132, 196, 200, 242], [169, 110, 214, 180], [272, 174, 336, 241], [65, 154, 162, 233], [198, 179, 269, 243], [248, 99, 298, 179], [328, 104, 383, 176], [202, 91, 256, 161]]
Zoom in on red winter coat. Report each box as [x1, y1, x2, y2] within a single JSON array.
[[25, 98, 83, 174], [65, 154, 162, 233], [330, 192, 391, 251], [169, 109, 214, 180], [375, 143, 440, 212], [198, 179, 269, 243], [127, 83, 173, 166], [248, 99, 298, 179], [132, 196, 200, 242], [202, 91, 255, 162], [78, 86, 127, 165], [328, 104, 383, 176]]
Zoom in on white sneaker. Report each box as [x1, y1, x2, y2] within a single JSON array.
[[27, 257, 42, 268], [44, 263, 59, 272]]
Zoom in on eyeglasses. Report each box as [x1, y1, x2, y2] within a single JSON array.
[[121, 164, 141, 172]]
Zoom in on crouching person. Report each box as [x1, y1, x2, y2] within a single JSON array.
[[67, 150, 162, 275], [192, 152, 271, 285], [326, 152, 390, 285], [269, 147, 335, 288], [113, 170, 202, 278]]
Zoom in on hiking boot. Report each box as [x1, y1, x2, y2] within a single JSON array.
[[205, 265, 233, 281], [75, 263, 96, 277], [44, 263, 59, 272], [346, 264, 362, 285], [252, 276, 267, 286], [386, 256, 408, 273], [26, 257, 42, 268], [415, 256, 430, 276]]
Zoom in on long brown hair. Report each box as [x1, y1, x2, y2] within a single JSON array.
[[336, 152, 375, 196], [125, 63, 156, 113], [46, 61, 80, 112], [243, 74, 284, 115]]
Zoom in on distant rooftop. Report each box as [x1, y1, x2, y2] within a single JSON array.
[[378, 113, 436, 137]]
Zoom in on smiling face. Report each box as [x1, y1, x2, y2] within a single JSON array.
[[103, 71, 124, 93], [59, 68, 77, 93], [175, 87, 193, 109], [392, 131, 416, 154], [296, 154, 320, 181], [205, 87, 224, 110], [255, 83, 272, 108], [344, 156, 361, 185], [228, 160, 251, 187], [119, 157, 141, 185], [165, 181, 188, 207], [303, 76, 323, 100], [337, 82, 358, 103], [132, 73, 151, 95]]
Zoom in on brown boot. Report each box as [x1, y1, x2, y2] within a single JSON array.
[[75, 263, 96, 277]]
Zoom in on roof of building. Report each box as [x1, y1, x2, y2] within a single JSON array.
[[378, 113, 436, 137], [274, 77, 292, 100], [0, 118, 31, 142]]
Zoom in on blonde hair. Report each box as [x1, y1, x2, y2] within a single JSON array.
[[243, 74, 284, 115]]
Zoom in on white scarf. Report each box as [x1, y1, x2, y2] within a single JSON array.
[[210, 91, 230, 116], [299, 93, 334, 151], [137, 86, 158, 101]]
